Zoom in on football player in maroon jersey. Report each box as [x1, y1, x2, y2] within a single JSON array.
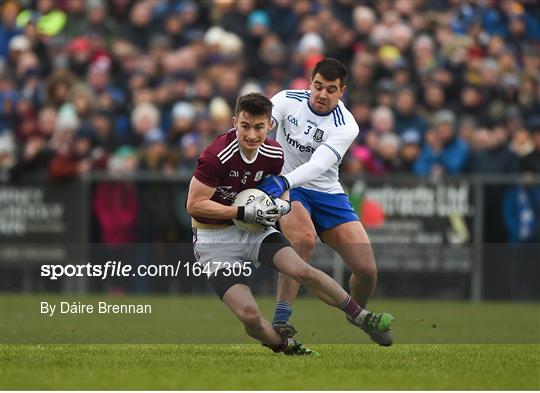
[[186, 93, 392, 356]]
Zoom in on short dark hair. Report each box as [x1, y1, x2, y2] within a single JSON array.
[[235, 93, 273, 119], [311, 58, 349, 87]]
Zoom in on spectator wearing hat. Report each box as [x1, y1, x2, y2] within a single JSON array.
[[176, 132, 203, 176], [7, 35, 31, 70], [243, 10, 272, 78], [399, 128, 422, 173], [168, 101, 196, 146], [414, 110, 469, 176]]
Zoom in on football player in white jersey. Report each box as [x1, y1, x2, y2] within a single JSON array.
[[258, 58, 394, 346]]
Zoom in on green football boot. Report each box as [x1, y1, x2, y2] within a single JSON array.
[[347, 312, 394, 346]]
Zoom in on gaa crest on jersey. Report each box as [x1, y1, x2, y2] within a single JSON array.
[[313, 128, 324, 142]]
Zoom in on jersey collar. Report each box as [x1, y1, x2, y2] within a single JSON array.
[[307, 100, 336, 117]]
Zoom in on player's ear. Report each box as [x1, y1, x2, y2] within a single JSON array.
[[340, 84, 347, 97], [232, 116, 237, 128]]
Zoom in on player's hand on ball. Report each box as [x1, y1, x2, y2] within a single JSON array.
[[239, 195, 280, 226], [273, 198, 291, 217], [257, 175, 289, 198]]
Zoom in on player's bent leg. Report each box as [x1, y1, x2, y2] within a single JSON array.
[[269, 243, 394, 336], [321, 222, 394, 346], [321, 221, 377, 307], [221, 283, 282, 347], [258, 231, 393, 339], [270, 244, 350, 308], [276, 201, 318, 302], [271, 202, 317, 330], [209, 264, 317, 355]]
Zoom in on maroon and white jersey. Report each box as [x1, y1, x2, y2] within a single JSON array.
[[192, 129, 284, 225]]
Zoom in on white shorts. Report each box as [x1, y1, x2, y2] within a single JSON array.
[[193, 225, 279, 276]]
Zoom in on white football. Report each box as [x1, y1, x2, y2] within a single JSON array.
[[232, 188, 275, 233]]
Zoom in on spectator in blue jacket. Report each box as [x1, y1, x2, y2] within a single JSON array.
[[414, 110, 469, 176]]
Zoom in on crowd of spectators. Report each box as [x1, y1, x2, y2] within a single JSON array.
[[1, 0, 539, 182]]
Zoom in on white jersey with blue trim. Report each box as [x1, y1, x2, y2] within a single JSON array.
[[271, 89, 359, 194]]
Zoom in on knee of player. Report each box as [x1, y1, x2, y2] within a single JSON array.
[[238, 305, 262, 327], [292, 232, 317, 256], [352, 262, 377, 278]]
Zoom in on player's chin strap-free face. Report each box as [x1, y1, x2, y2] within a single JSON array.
[[310, 74, 346, 114]]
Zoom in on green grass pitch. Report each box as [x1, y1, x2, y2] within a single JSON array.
[[1, 294, 539, 389]]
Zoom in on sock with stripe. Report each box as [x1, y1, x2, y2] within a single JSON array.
[[339, 294, 369, 324], [272, 301, 292, 324]]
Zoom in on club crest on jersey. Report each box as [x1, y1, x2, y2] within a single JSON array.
[[313, 128, 324, 142], [254, 171, 264, 181]]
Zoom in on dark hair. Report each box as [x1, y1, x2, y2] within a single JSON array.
[[235, 93, 273, 119], [311, 58, 349, 87]]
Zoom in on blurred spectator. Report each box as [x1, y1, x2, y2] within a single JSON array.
[[168, 101, 196, 146], [398, 128, 422, 173], [521, 124, 540, 174], [414, 110, 469, 176], [2, 0, 538, 184], [16, 0, 67, 37], [0, 1, 22, 59], [93, 146, 139, 244], [466, 125, 519, 174], [393, 86, 428, 138], [48, 128, 106, 180]]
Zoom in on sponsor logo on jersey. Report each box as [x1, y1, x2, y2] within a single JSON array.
[[287, 115, 299, 127], [254, 171, 264, 181], [285, 133, 315, 153], [313, 128, 324, 142], [229, 170, 239, 177], [216, 186, 237, 201]]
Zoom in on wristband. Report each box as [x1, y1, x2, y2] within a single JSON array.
[[236, 206, 245, 221]]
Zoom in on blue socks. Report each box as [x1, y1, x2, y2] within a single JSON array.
[[272, 301, 292, 323]]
